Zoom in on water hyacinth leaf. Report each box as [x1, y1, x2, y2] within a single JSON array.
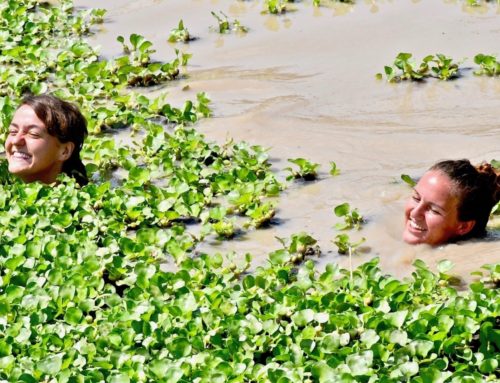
[[64, 307, 83, 325], [269, 249, 291, 265], [389, 329, 408, 346], [292, 309, 315, 327], [167, 337, 192, 359], [311, 361, 336, 383], [437, 259, 454, 274], [386, 310, 408, 328], [334, 203, 350, 217], [360, 329, 380, 348], [320, 334, 343, 356], [479, 358, 498, 374], [36, 354, 63, 375], [346, 351, 373, 376], [109, 374, 130, 383]]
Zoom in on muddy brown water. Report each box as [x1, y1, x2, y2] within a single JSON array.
[[76, 0, 500, 283]]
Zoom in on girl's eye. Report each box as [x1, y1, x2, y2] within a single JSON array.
[[9, 129, 18, 135], [412, 195, 420, 202], [430, 208, 441, 215]]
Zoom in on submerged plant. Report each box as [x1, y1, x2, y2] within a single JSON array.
[[168, 19, 193, 43], [329, 161, 340, 176], [211, 11, 248, 34], [265, 0, 288, 14]]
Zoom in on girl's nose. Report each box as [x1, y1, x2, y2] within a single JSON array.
[[410, 201, 425, 218], [12, 131, 26, 145]]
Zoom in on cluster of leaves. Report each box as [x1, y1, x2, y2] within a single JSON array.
[[0, 0, 282, 241], [211, 11, 248, 34], [332, 203, 365, 255], [474, 54, 500, 77], [265, 0, 289, 14], [379, 52, 500, 83], [0, 0, 202, 135], [377, 53, 461, 83], [168, 20, 194, 43], [285, 158, 320, 181], [0, 2, 498, 382], [1, 225, 498, 382]]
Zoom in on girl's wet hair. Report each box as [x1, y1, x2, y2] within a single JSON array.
[[431, 159, 500, 238], [20, 94, 88, 186]]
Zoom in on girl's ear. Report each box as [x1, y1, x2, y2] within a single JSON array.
[[456, 220, 475, 236], [59, 142, 75, 162]]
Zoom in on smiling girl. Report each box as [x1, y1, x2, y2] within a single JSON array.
[[6, 94, 88, 186], [403, 160, 500, 245]]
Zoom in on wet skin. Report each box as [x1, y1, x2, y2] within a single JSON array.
[[6, 105, 73, 184]]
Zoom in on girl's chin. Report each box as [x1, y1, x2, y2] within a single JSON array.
[[403, 228, 427, 244]]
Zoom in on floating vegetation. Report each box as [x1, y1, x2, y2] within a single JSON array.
[[285, 158, 320, 181], [401, 174, 417, 187], [334, 203, 364, 231], [474, 54, 500, 76], [377, 53, 462, 83], [329, 161, 340, 176], [0, 1, 498, 382], [264, 0, 289, 14], [168, 19, 194, 43], [211, 11, 248, 34]]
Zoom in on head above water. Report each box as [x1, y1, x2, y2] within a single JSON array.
[[403, 159, 500, 246], [6, 94, 88, 186]]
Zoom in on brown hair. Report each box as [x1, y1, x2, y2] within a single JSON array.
[[20, 94, 88, 186], [431, 159, 500, 238]]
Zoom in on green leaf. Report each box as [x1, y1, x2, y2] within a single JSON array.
[[401, 174, 416, 187], [37, 354, 63, 375], [334, 203, 350, 217], [292, 309, 315, 327], [167, 337, 192, 359]]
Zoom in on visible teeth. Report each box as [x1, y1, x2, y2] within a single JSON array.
[[13, 151, 31, 159], [410, 219, 425, 231]]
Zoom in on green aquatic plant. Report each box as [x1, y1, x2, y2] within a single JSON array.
[[0, 2, 499, 382], [378, 52, 431, 82], [211, 11, 248, 34], [401, 173, 417, 187], [245, 201, 276, 228], [168, 19, 193, 43], [117, 33, 156, 65], [265, 0, 288, 14], [378, 53, 461, 82], [334, 202, 364, 230], [333, 233, 366, 255], [285, 158, 320, 181], [329, 161, 340, 176], [431, 53, 460, 80], [474, 54, 500, 76]]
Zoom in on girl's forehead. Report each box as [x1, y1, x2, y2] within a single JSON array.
[[12, 105, 45, 127]]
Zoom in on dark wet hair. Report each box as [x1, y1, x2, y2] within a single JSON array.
[[20, 94, 88, 186], [431, 159, 500, 239]]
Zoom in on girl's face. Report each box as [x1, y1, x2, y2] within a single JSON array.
[[6, 105, 72, 184], [403, 170, 474, 245]]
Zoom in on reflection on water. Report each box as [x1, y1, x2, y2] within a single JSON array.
[[76, 0, 500, 281]]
